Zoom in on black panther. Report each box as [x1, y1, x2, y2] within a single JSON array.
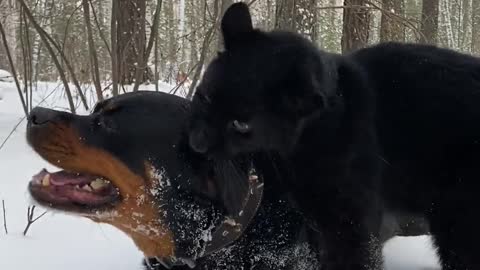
[[189, 3, 480, 270]]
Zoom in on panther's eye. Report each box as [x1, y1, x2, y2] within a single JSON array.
[[231, 120, 251, 134]]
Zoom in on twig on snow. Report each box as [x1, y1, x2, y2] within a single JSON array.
[[2, 199, 7, 235], [23, 205, 47, 236]]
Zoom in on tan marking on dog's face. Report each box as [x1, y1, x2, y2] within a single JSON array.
[[31, 123, 175, 258], [88, 190, 174, 258]]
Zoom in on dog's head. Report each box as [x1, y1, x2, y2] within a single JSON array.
[[26, 92, 263, 268], [189, 3, 337, 158]]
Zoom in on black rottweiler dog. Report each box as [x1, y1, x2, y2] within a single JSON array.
[[188, 3, 480, 270], [26, 91, 324, 270]]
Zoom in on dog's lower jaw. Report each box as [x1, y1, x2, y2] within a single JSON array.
[[118, 220, 174, 258], [86, 194, 176, 258]]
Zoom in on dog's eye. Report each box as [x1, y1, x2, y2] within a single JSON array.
[[231, 120, 251, 134], [93, 115, 116, 132]]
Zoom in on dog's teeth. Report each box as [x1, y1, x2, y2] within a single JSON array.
[[42, 174, 50, 186], [90, 178, 107, 190], [75, 185, 81, 189], [82, 185, 93, 192]]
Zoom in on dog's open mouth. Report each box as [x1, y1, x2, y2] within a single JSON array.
[[29, 169, 120, 211]]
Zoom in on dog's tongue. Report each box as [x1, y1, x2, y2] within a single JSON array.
[[29, 169, 118, 206]]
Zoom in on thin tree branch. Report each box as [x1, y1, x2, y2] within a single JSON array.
[[0, 19, 28, 117], [38, 24, 90, 110], [247, 0, 260, 7], [169, 61, 198, 96], [89, 0, 112, 57], [0, 116, 26, 151], [0, 83, 60, 152], [186, 0, 220, 99], [2, 200, 7, 235], [31, 211, 47, 223], [145, 0, 163, 61], [16, 0, 77, 113], [60, 2, 83, 53], [23, 205, 47, 236], [133, 0, 163, 92]]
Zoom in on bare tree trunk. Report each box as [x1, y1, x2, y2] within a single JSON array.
[[132, 0, 147, 92], [188, 0, 199, 81], [274, 0, 317, 40], [146, 0, 163, 69], [472, 0, 480, 54], [218, 0, 234, 50], [342, 0, 371, 53], [83, 0, 103, 101], [23, 11, 33, 112], [440, 0, 454, 48], [118, 1, 137, 85], [0, 19, 28, 117], [298, 0, 318, 41], [275, 0, 295, 31], [380, 0, 406, 42], [116, 0, 150, 86], [420, 0, 439, 44], [153, 0, 163, 92], [266, 0, 273, 29], [133, 0, 162, 92], [166, 0, 177, 83], [154, 32, 159, 92], [457, 0, 470, 51], [19, 9, 28, 109], [111, 0, 119, 96], [90, 0, 111, 57], [187, 0, 220, 100], [178, 0, 187, 73]]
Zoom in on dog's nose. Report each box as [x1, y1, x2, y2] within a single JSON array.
[[189, 130, 208, 154], [28, 107, 57, 125]]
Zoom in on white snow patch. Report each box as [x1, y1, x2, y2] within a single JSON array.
[[148, 165, 170, 191], [0, 69, 13, 82]]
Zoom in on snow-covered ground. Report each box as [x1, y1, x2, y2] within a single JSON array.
[[0, 69, 14, 83], [0, 81, 439, 270]]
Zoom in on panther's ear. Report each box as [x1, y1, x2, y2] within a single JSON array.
[[221, 2, 253, 50]]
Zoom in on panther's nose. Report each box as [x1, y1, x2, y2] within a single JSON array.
[[189, 129, 209, 154], [28, 107, 58, 126]]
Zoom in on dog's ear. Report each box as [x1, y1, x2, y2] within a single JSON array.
[[221, 2, 253, 50]]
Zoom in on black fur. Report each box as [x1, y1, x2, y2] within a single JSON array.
[[189, 3, 480, 270]]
